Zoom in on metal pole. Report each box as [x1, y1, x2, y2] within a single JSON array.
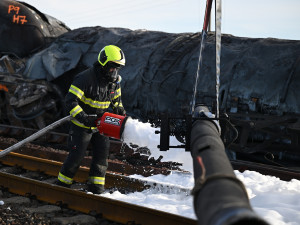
[[215, 0, 222, 118]]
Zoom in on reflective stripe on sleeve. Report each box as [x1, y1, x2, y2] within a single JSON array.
[[58, 172, 73, 185], [88, 176, 105, 185], [69, 85, 84, 99], [70, 105, 83, 117]]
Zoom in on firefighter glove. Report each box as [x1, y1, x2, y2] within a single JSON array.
[[113, 107, 126, 116], [82, 114, 98, 127]]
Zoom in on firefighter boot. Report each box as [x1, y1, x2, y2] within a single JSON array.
[[87, 183, 105, 194], [55, 179, 71, 188]]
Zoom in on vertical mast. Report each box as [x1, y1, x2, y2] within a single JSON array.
[[215, 0, 222, 118]]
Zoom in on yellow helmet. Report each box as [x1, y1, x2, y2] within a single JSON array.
[[98, 45, 125, 67]]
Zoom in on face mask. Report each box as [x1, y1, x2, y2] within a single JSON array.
[[106, 67, 119, 82], [104, 63, 121, 82]]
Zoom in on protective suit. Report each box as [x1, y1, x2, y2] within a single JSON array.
[[57, 45, 126, 194]]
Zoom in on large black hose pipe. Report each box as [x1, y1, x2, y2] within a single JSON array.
[[190, 119, 269, 225]]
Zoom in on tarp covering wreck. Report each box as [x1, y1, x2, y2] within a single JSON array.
[[23, 26, 300, 119]]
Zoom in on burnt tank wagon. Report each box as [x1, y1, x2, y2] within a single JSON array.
[[0, 0, 70, 57], [0, 1, 299, 165]]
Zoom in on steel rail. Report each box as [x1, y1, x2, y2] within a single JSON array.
[[1, 150, 299, 183], [0, 151, 191, 194], [0, 141, 175, 177], [0, 152, 147, 192], [231, 160, 300, 181], [0, 171, 196, 225]]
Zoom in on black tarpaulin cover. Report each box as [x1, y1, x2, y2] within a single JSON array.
[[23, 26, 300, 118]]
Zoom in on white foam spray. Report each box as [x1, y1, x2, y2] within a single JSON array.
[[122, 117, 193, 172]]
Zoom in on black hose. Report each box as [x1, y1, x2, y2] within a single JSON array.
[[190, 119, 269, 225]]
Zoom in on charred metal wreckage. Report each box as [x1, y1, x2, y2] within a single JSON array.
[[0, 0, 300, 167], [0, 0, 69, 130]]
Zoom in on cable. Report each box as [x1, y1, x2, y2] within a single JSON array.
[[215, 0, 222, 118], [189, 0, 213, 115]]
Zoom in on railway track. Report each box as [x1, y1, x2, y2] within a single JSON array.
[[0, 151, 194, 225], [0, 127, 300, 224], [231, 159, 300, 181], [1, 133, 299, 182], [0, 151, 191, 194], [1, 124, 300, 178], [0, 174, 194, 225], [0, 152, 299, 225], [0, 128, 183, 177]]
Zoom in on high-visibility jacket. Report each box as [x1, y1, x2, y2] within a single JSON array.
[[65, 65, 123, 129]]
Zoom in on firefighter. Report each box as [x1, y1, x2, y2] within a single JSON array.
[[56, 45, 126, 194]]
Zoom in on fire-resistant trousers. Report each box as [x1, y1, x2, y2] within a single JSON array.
[[59, 123, 110, 182]]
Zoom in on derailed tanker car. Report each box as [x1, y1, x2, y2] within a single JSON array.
[[0, 0, 70, 129], [1, 1, 300, 166]]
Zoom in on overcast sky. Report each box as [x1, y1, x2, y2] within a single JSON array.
[[22, 0, 300, 40]]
